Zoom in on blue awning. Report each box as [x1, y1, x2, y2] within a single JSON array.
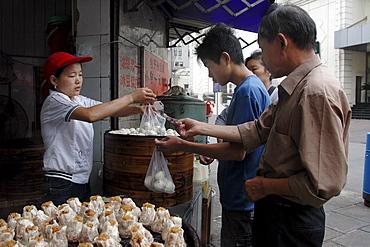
[[160, 0, 274, 32], [149, 0, 275, 46]]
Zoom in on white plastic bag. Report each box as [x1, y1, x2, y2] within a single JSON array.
[[144, 147, 175, 194], [139, 104, 166, 136]]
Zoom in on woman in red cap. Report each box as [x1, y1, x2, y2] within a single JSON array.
[[40, 52, 156, 206]]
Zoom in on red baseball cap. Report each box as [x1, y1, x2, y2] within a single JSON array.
[[43, 52, 93, 82]]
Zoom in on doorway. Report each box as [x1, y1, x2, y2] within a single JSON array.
[[356, 76, 362, 104]]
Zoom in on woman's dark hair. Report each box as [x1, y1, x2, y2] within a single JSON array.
[[49, 66, 67, 91], [53, 66, 67, 78], [195, 23, 244, 65], [259, 4, 317, 51]]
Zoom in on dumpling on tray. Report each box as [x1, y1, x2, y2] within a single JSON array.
[[118, 213, 138, 238], [139, 203, 155, 226], [0, 228, 15, 243], [164, 226, 186, 247], [7, 213, 21, 230], [49, 225, 68, 247], [0, 240, 25, 247], [101, 220, 120, 243], [94, 231, 121, 247], [121, 198, 141, 217], [129, 222, 153, 244], [67, 197, 82, 215], [22, 226, 40, 246], [151, 207, 170, 233], [15, 217, 34, 244], [89, 195, 105, 216], [41, 201, 58, 219], [79, 221, 99, 244], [66, 215, 83, 242], [28, 235, 48, 247]]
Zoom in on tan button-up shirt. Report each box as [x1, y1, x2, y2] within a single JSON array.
[[237, 55, 352, 208]]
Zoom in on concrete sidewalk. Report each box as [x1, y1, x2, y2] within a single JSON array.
[[208, 119, 370, 247]]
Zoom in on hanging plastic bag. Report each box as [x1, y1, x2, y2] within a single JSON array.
[[144, 146, 175, 194], [139, 104, 166, 136]]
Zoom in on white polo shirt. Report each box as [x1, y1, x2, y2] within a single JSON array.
[[40, 91, 102, 184]]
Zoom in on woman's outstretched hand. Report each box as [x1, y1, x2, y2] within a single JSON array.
[[129, 87, 156, 104]]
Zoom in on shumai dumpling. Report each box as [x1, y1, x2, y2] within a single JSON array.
[[66, 215, 83, 242], [94, 231, 122, 247], [139, 203, 155, 226], [101, 220, 120, 243], [164, 226, 186, 247], [22, 205, 37, 221], [43, 218, 59, 241], [121, 198, 141, 217], [130, 233, 152, 247], [109, 196, 122, 215], [79, 221, 99, 244], [41, 201, 58, 219], [15, 217, 34, 243], [0, 240, 25, 247], [89, 195, 105, 216], [28, 235, 48, 247], [22, 225, 40, 246], [67, 197, 82, 215], [83, 209, 99, 226], [99, 210, 116, 232], [151, 207, 170, 233], [7, 213, 21, 230], [118, 213, 138, 238], [33, 210, 50, 234], [161, 216, 182, 242], [0, 219, 8, 231], [57, 208, 76, 227], [129, 222, 153, 244], [0, 228, 15, 242], [49, 225, 68, 247]]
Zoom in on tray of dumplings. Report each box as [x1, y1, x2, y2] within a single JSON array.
[[0, 195, 200, 247]]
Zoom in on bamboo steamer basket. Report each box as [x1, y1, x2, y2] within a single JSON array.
[[103, 132, 194, 207]]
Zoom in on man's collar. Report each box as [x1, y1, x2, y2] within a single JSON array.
[[279, 55, 322, 95]]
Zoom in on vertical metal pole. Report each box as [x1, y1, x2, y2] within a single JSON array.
[[363, 132, 370, 207], [110, 0, 119, 130]]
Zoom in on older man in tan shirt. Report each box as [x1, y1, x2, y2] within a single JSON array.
[[156, 4, 351, 247]]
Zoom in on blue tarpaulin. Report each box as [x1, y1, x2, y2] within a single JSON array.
[[156, 0, 275, 33]]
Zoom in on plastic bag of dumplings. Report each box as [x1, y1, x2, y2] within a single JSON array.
[[139, 104, 166, 136], [144, 146, 175, 194]]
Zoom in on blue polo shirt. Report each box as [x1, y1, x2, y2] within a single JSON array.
[[218, 75, 270, 211]]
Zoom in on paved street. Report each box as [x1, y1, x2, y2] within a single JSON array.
[[208, 119, 370, 247]]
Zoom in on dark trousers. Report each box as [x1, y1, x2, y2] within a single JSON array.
[[42, 177, 91, 206], [221, 208, 254, 247], [252, 195, 325, 247]]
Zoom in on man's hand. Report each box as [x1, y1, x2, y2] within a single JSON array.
[[154, 136, 184, 153], [175, 118, 202, 138], [199, 155, 214, 165], [245, 176, 268, 203]]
